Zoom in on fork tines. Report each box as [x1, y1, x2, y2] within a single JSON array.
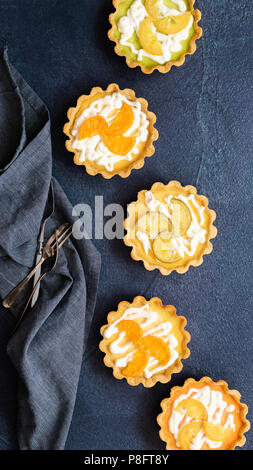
[[51, 224, 72, 252]]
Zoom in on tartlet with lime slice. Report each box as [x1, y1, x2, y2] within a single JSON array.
[[157, 377, 250, 450], [124, 181, 217, 275], [99, 296, 190, 387], [108, 0, 202, 74], [63, 83, 158, 178]]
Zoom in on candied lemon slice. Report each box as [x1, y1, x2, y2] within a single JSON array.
[[145, 0, 161, 19], [154, 12, 192, 35], [178, 421, 202, 450], [138, 335, 170, 365], [106, 103, 134, 136], [117, 320, 143, 343], [152, 230, 182, 263], [103, 133, 136, 155], [139, 18, 163, 56], [203, 422, 230, 442], [137, 212, 172, 238], [175, 399, 208, 421], [171, 199, 191, 237], [122, 349, 148, 377], [78, 116, 106, 140]]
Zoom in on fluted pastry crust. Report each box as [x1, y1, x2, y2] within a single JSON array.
[[99, 296, 190, 387], [124, 180, 217, 275], [108, 0, 202, 74], [63, 83, 158, 178], [157, 376, 250, 450]]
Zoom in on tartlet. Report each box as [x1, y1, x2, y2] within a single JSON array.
[[124, 181, 217, 275], [99, 296, 190, 387], [157, 377, 250, 450], [63, 83, 158, 178], [108, 0, 202, 74]]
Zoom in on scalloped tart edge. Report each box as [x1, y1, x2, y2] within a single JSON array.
[[63, 83, 158, 178], [108, 0, 203, 74], [157, 376, 251, 450], [124, 180, 217, 275], [99, 296, 191, 387]]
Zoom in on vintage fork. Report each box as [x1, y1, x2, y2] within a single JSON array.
[[2, 223, 72, 309], [10, 237, 60, 336]]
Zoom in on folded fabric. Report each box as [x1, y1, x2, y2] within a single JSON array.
[[0, 46, 101, 450]]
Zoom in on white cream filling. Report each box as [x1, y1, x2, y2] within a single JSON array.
[[118, 0, 193, 65], [71, 92, 149, 172], [136, 191, 206, 258], [136, 230, 151, 254], [103, 304, 179, 378], [169, 386, 236, 450]]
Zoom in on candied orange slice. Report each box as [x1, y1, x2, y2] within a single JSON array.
[[178, 421, 202, 450], [138, 335, 170, 366], [103, 133, 136, 156], [139, 18, 163, 56], [154, 12, 192, 35], [203, 422, 230, 442], [106, 103, 134, 136], [78, 102, 136, 155], [117, 320, 143, 343], [175, 399, 208, 421], [78, 116, 106, 140], [145, 0, 161, 19], [122, 349, 148, 377]]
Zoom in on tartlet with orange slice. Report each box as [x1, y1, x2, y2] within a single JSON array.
[[108, 0, 202, 74], [124, 181, 217, 275], [63, 83, 158, 178], [157, 377, 250, 450], [99, 296, 190, 387]]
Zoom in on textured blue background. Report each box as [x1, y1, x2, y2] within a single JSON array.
[[0, 0, 252, 450]]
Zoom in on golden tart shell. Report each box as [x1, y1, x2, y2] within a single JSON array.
[[124, 180, 217, 275], [99, 296, 190, 387], [157, 376, 250, 450], [63, 83, 158, 179], [108, 0, 202, 74]]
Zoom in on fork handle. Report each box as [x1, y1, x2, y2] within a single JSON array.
[[2, 256, 45, 309], [11, 269, 47, 336]]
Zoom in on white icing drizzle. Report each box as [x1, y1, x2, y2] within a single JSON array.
[[226, 404, 235, 413], [104, 304, 156, 338], [136, 190, 207, 259], [115, 350, 135, 368], [144, 333, 178, 378], [103, 304, 179, 378], [109, 332, 131, 354], [71, 92, 149, 172], [145, 191, 171, 218], [169, 386, 236, 450], [136, 230, 151, 254], [118, 0, 193, 65]]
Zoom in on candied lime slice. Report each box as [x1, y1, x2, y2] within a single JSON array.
[[137, 212, 172, 238], [139, 18, 162, 56], [152, 230, 181, 263], [154, 12, 192, 35], [172, 198, 192, 237]]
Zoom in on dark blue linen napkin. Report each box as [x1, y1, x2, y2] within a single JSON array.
[[0, 46, 101, 450]]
